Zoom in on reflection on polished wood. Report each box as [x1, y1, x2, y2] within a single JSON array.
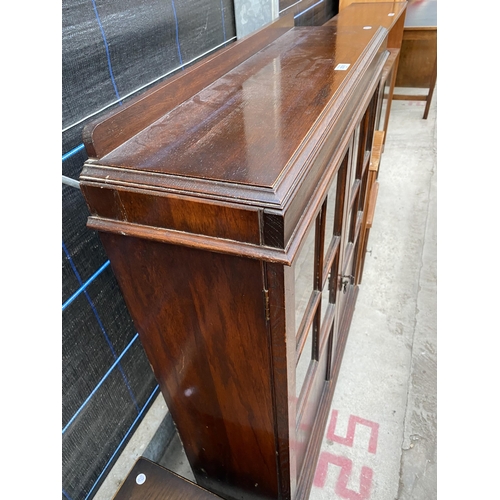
[[80, 3, 406, 499]]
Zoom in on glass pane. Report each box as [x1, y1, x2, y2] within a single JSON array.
[[322, 175, 338, 263], [321, 271, 332, 320], [296, 324, 313, 398], [349, 192, 359, 243], [294, 224, 316, 335], [377, 73, 391, 130], [357, 121, 368, 181], [365, 91, 378, 153], [353, 137, 361, 188]]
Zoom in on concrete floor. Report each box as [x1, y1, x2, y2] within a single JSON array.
[[95, 88, 437, 500]]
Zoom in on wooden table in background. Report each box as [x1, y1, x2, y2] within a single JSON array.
[[393, 0, 437, 118]]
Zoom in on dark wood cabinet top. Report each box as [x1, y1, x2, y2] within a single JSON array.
[[98, 27, 382, 190], [82, 23, 387, 201], [80, 4, 402, 261]]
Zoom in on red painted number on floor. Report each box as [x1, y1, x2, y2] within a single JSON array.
[[327, 410, 379, 454], [313, 410, 380, 498], [314, 452, 373, 499]]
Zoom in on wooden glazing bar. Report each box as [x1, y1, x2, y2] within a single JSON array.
[[321, 236, 341, 290], [349, 179, 362, 210], [295, 291, 321, 361], [295, 304, 334, 430]]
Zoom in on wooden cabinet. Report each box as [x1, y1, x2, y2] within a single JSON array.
[[80, 3, 406, 499]]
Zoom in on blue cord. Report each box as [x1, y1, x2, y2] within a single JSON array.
[[83, 385, 160, 500], [62, 242, 140, 412], [220, 0, 227, 42], [294, 0, 324, 19], [91, 0, 122, 102], [62, 260, 110, 311], [62, 143, 85, 162], [62, 333, 140, 434], [171, 0, 184, 68], [62, 489, 73, 500]]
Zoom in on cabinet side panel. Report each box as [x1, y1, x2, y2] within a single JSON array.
[[99, 232, 279, 500], [81, 185, 262, 245], [266, 263, 297, 499]]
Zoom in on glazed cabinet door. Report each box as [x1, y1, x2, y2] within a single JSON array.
[[290, 140, 354, 486], [286, 85, 382, 494]]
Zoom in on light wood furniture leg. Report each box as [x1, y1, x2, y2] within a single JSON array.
[[423, 57, 437, 119]]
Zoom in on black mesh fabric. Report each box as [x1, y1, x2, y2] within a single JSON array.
[[278, 0, 336, 20], [293, 0, 336, 26], [62, 1, 236, 499]]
